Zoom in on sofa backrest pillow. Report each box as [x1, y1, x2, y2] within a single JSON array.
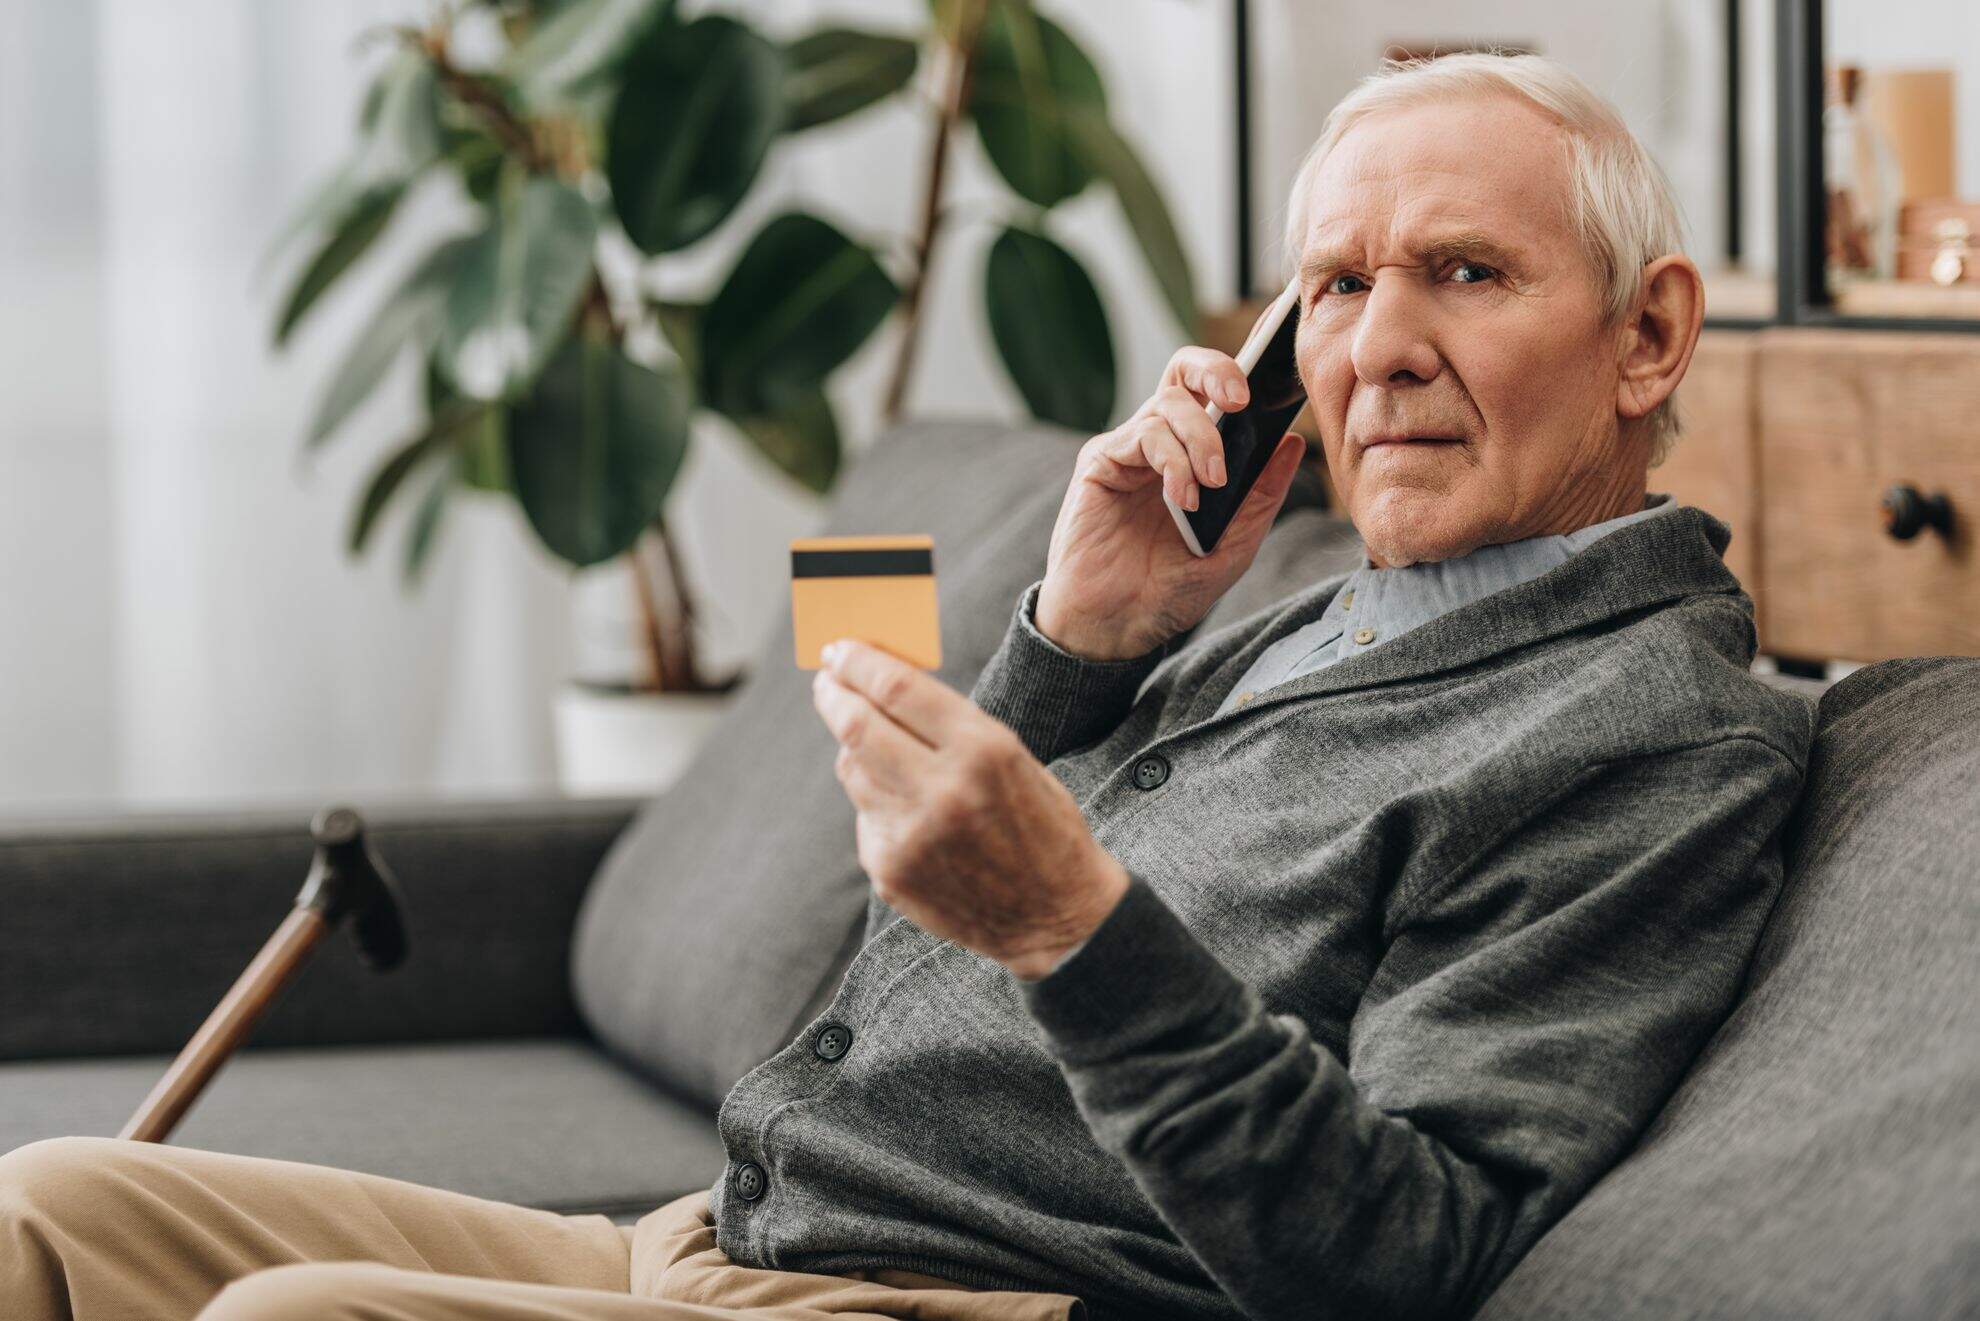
[[1477, 657, 1980, 1319]]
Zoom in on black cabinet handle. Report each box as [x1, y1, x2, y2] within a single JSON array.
[[1881, 485, 1954, 541]]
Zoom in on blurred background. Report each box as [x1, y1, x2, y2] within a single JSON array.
[[2, 0, 1973, 815]]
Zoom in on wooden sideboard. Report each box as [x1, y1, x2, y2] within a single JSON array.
[[1662, 329, 1978, 663], [1201, 306, 1977, 664]]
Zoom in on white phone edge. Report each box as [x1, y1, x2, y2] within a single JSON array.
[[1163, 274, 1304, 557]]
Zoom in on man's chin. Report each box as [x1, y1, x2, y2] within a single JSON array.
[[1350, 493, 1484, 570]]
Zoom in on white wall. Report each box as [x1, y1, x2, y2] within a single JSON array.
[[0, 1, 116, 807], [1829, 0, 1980, 193]]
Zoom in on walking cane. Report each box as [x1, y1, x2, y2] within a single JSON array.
[[119, 805, 408, 1143]]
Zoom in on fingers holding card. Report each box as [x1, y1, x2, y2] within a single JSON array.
[[791, 535, 942, 670]]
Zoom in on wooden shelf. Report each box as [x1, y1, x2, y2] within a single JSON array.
[[1829, 277, 1980, 320]]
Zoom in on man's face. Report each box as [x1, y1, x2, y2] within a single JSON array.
[[1292, 95, 1645, 568]]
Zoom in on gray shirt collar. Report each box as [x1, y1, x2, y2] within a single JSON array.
[[1332, 492, 1679, 656]]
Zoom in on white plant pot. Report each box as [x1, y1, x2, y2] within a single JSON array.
[[552, 685, 738, 798]]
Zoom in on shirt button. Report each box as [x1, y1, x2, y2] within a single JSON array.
[[814, 1023, 853, 1061], [1341, 589, 1355, 609], [733, 1161, 767, 1202], [1131, 754, 1170, 790], [1234, 691, 1255, 707], [1353, 626, 1376, 645]]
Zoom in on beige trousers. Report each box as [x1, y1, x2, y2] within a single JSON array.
[[0, 1137, 1083, 1321]]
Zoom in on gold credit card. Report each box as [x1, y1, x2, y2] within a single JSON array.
[[791, 534, 942, 670]]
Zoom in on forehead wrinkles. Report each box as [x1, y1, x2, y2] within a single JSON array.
[[1300, 100, 1580, 264]]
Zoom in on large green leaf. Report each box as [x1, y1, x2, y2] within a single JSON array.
[[607, 15, 783, 255], [262, 49, 443, 278], [274, 182, 405, 346], [657, 287, 842, 493], [262, 163, 366, 281], [435, 177, 598, 401], [1063, 113, 1197, 335], [347, 411, 475, 554], [456, 410, 512, 492], [401, 455, 455, 586], [357, 48, 445, 184], [969, 7, 1104, 209], [984, 225, 1115, 432], [506, 333, 692, 567], [506, 0, 671, 111], [307, 237, 475, 449], [425, 354, 513, 492], [700, 212, 897, 417], [443, 128, 507, 205], [782, 29, 918, 131], [649, 299, 703, 385], [729, 389, 840, 494]]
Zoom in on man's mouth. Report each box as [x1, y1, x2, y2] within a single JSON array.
[[1360, 435, 1464, 450]]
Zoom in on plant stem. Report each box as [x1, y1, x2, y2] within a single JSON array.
[[627, 524, 706, 692], [415, 28, 554, 174], [880, 0, 991, 425], [654, 518, 706, 692], [626, 533, 671, 690]]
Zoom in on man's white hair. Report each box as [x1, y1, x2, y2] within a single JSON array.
[[1281, 52, 1689, 466]]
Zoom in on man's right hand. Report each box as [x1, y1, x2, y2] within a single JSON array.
[[1033, 345, 1309, 661]]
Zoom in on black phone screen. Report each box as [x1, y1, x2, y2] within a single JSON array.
[[1185, 300, 1307, 554]]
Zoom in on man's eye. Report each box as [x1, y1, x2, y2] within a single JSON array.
[[1327, 274, 1368, 295], [1450, 261, 1498, 284]]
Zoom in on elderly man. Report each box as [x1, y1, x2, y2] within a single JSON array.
[[3, 53, 1811, 1321]]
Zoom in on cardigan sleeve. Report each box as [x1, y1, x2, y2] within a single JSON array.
[[1019, 735, 1804, 1320], [966, 579, 1176, 765]]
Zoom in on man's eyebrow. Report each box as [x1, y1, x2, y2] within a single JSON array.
[[1296, 231, 1527, 289]]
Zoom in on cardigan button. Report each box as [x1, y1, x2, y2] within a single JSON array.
[[814, 1023, 853, 1061], [1132, 754, 1170, 790], [733, 1162, 767, 1202]]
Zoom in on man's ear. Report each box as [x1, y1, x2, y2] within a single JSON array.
[[1615, 254, 1705, 424]]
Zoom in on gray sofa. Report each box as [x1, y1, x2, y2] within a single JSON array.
[[3, 420, 1974, 1317]]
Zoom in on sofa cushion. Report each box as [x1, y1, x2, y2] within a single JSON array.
[[570, 420, 1088, 1107], [0, 1039, 725, 1220], [1478, 657, 1980, 1319], [0, 799, 631, 1062]]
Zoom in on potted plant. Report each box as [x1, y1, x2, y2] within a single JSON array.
[[269, 0, 1195, 792]]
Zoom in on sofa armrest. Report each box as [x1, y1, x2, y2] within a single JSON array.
[[0, 796, 640, 1062]]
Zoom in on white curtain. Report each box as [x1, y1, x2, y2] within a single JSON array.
[[98, 0, 584, 808], [0, 0, 574, 811]]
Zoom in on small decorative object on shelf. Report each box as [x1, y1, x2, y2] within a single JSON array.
[[1897, 203, 1980, 288], [1824, 64, 1902, 280]]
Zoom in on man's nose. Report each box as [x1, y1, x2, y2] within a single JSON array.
[[1348, 275, 1443, 389]]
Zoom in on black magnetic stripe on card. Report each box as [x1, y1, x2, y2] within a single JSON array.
[[791, 548, 934, 578]]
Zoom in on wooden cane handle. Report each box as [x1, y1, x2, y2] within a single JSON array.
[[119, 907, 329, 1143]]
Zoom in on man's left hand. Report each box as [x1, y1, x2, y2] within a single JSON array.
[[811, 639, 1129, 980]]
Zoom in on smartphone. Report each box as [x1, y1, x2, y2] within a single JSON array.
[[1163, 274, 1307, 557]]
